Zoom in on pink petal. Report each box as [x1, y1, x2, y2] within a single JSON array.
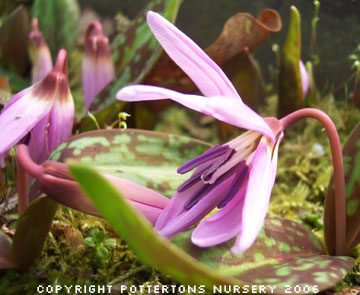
[[47, 97, 74, 154], [147, 11, 239, 99], [31, 46, 53, 84], [39, 161, 168, 226], [82, 51, 114, 109], [117, 85, 274, 140], [0, 89, 53, 155], [231, 137, 279, 254], [28, 114, 50, 164], [155, 172, 236, 238], [104, 174, 169, 209], [191, 183, 248, 247]]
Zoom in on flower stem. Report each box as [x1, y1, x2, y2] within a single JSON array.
[[280, 108, 346, 256], [16, 151, 28, 216]]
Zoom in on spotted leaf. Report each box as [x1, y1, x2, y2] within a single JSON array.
[[172, 218, 354, 294], [325, 122, 360, 255], [11, 196, 58, 270], [51, 129, 210, 198], [278, 6, 304, 117]]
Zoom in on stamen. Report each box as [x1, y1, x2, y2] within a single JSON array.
[[184, 161, 246, 210], [217, 164, 249, 209], [177, 164, 211, 192], [177, 144, 231, 174], [201, 148, 235, 182]]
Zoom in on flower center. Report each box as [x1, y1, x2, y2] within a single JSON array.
[[177, 131, 261, 210]]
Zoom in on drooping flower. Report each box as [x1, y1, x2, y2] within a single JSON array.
[[0, 49, 74, 166], [116, 11, 284, 253], [16, 144, 169, 225], [82, 20, 115, 109], [28, 18, 53, 84]]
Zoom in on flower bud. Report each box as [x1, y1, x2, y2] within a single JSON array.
[[82, 21, 115, 109]]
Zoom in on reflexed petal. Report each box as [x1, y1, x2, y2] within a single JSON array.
[[231, 137, 279, 254], [47, 97, 74, 154], [147, 11, 239, 99], [0, 89, 53, 155], [191, 183, 247, 247], [156, 173, 236, 238], [117, 85, 274, 140]]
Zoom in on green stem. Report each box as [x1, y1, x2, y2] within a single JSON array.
[[280, 108, 346, 256]]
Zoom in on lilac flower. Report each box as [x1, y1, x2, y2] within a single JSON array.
[[0, 49, 74, 166], [116, 12, 284, 253], [28, 18, 53, 84], [82, 20, 115, 109], [17, 144, 169, 225]]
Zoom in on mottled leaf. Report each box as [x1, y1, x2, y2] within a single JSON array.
[[88, 0, 183, 115], [51, 129, 210, 198], [0, 5, 29, 74], [172, 218, 354, 294], [11, 196, 58, 270], [68, 162, 240, 288], [325, 122, 360, 255], [278, 6, 304, 117], [0, 230, 15, 269], [32, 0, 80, 57]]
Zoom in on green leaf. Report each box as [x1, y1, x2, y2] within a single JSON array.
[[96, 246, 110, 260], [325, 122, 360, 255], [0, 230, 15, 269], [84, 0, 183, 128], [32, 0, 80, 57], [278, 6, 304, 117], [172, 218, 354, 293], [51, 129, 210, 198], [11, 196, 58, 270], [68, 162, 240, 288], [0, 5, 29, 74], [93, 230, 106, 244], [84, 237, 95, 248]]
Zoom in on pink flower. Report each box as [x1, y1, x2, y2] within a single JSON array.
[[116, 12, 283, 253], [28, 18, 53, 84], [0, 49, 74, 166], [82, 21, 115, 109]]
